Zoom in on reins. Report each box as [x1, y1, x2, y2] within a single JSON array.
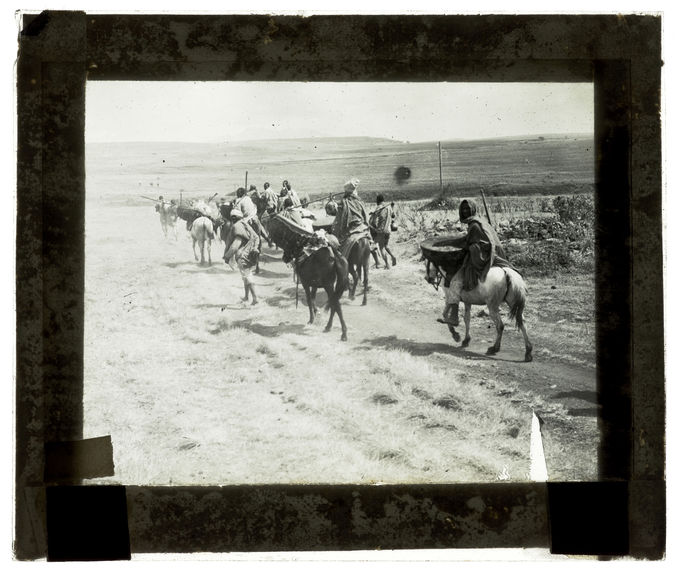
[[425, 259, 444, 291]]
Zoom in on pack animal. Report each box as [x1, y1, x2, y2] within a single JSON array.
[[345, 236, 371, 306], [157, 202, 178, 239], [268, 215, 350, 341], [425, 260, 533, 362], [190, 216, 215, 265]]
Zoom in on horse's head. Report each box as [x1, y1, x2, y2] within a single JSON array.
[[424, 259, 443, 290]]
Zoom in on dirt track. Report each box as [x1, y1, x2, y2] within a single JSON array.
[[84, 205, 598, 485]]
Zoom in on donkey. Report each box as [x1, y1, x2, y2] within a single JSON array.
[[190, 216, 215, 265]]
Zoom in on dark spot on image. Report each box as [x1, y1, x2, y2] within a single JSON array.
[[394, 166, 411, 184]]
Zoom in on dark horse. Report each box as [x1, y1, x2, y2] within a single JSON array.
[[345, 236, 372, 306], [268, 215, 350, 341]]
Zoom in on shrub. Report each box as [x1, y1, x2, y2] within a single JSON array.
[[552, 194, 594, 224], [400, 193, 595, 275]]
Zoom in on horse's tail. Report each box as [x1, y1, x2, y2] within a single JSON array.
[[505, 269, 528, 328], [206, 220, 215, 241]]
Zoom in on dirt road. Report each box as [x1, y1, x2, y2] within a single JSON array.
[[84, 205, 598, 485]]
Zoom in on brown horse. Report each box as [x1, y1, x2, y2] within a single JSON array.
[[268, 215, 350, 341], [346, 236, 372, 306]]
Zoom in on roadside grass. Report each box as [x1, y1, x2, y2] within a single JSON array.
[[92, 304, 534, 484]]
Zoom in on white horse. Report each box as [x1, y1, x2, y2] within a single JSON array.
[[190, 216, 215, 265], [157, 202, 178, 239], [426, 263, 533, 362]]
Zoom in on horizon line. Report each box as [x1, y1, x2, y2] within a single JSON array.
[[86, 132, 593, 145]]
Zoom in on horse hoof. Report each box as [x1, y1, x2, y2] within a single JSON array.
[[486, 346, 498, 355], [324, 326, 331, 333], [525, 351, 533, 362], [341, 334, 348, 342], [451, 331, 461, 343], [361, 300, 367, 306], [461, 338, 470, 347]]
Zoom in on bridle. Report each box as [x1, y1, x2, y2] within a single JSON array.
[[425, 259, 444, 291]]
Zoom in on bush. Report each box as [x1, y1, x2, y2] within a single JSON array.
[[552, 194, 594, 224], [400, 193, 595, 275]]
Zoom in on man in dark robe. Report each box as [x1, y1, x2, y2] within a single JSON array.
[[332, 178, 370, 258], [442, 198, 516, 326]]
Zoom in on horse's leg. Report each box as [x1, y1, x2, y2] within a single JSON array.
[[334, 297, 348, 342], [448, 324, 461, 343], [302, 283, 316, 324], [311, 286, 318, 316], [207, 238, 212, 266], [486, 304, 504, 355], [323, 286, 334, 332], [348, 263, 358, 300], [513, 305, 533, 362], [323, 285, 347, 341], [461, 303, 472, 347], [521, 321, 533, 362], [361, 251, 369, 306], [192, 238, 199, 261]]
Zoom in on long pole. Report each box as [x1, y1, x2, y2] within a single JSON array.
[[244, 170, 248, 190], [480, 188, 494, 228], [438, 141, 443, 193]]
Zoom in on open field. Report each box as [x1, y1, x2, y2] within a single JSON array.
[[83, 136, 597, 486], [87, 134, 594, 205]]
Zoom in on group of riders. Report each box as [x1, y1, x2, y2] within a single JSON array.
[[155, 178, 513, 328]]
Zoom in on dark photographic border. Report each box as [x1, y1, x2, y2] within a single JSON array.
[[15, 12, 664, 559]]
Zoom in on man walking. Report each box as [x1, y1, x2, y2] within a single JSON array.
[[369, 194, 398, 269]]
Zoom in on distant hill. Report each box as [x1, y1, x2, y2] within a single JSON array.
[[86, 134, 594, 206]]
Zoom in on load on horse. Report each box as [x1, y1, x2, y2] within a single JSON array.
[[267, 211, 349, 341], [421, 198, 533, 362]]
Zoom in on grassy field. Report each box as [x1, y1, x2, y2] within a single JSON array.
[[87, 134, 593, 206], [82, 135, 598, 486]]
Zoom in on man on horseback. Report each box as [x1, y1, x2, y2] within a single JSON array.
[[332, 179, 370, 258], [223, 208, 261, 306], [234, 187, 257, 219], [441, 198, 516, 326], [283, 180, 301, 207], [261, 182, 278, 215]]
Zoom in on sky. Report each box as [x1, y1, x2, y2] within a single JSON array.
[[85, 81, 594, 144]]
